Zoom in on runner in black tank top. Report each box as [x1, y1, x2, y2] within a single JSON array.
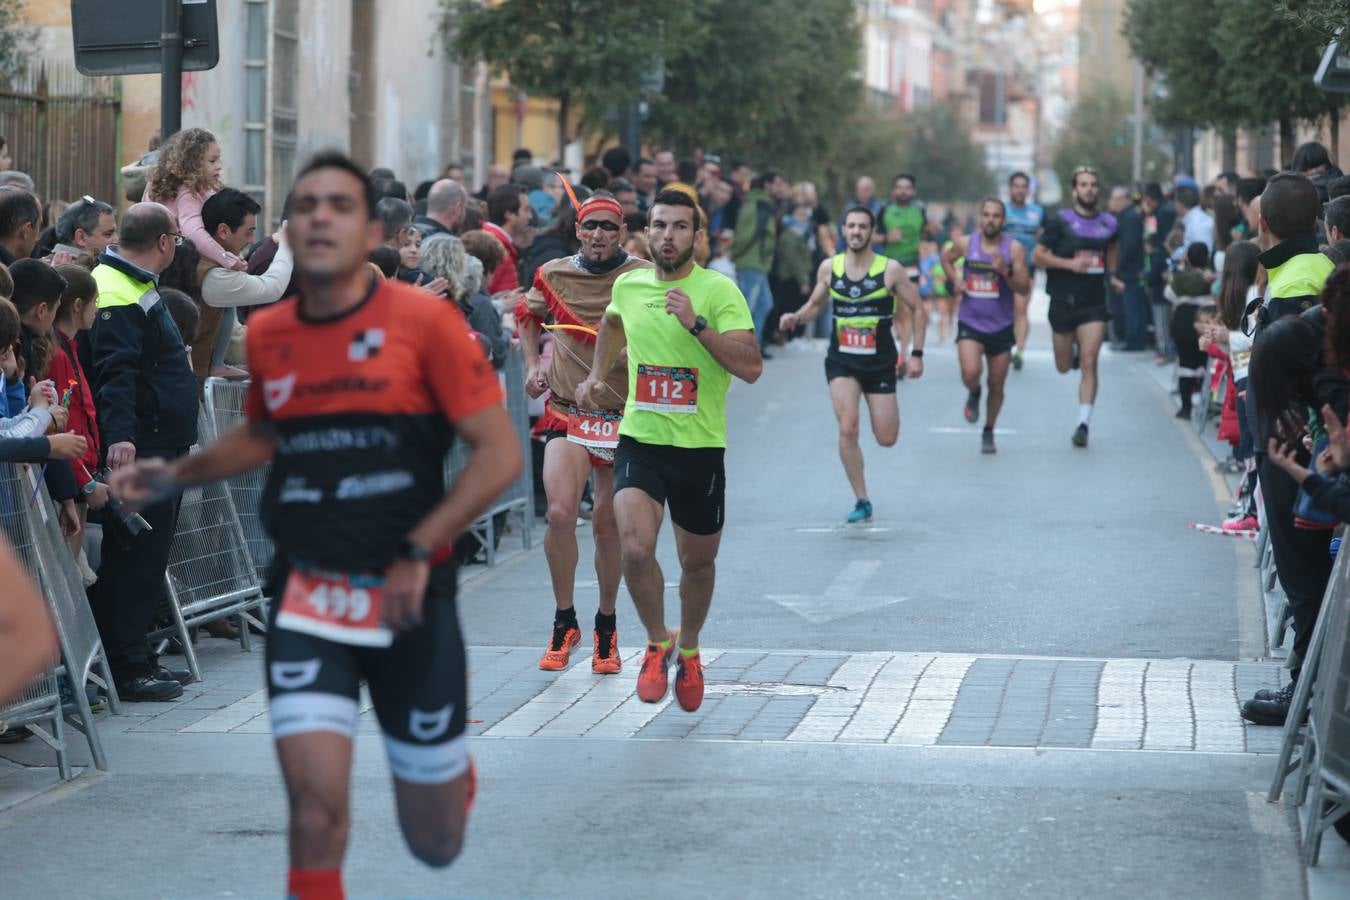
[[779, 206, 927, 523], [1033, 167, 1119, 448]]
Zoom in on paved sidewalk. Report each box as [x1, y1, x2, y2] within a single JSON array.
[[4, 638, 1286, 762]]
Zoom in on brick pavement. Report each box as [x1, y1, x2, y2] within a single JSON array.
[[81, 638, 1288, 755]]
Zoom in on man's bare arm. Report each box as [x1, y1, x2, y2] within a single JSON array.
[[940, 235, 967, 296], [695, 328, 763, 384], [890, 261, 928, 351], [174, 422, 277, 486], [0, 538, 56, 704], [784, 258, 832, 327], [1008, 243, 1031, 295], [589, 313, 626, 381]]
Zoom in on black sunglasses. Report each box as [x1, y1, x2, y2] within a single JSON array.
[[578, 220, 621, 233]]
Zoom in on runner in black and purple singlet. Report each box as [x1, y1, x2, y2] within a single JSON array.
[[1032, 166, 1119, 448], [942, 198, 1030, 454]]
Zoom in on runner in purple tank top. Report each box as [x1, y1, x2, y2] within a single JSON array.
[[942, 198, 1030, 454]]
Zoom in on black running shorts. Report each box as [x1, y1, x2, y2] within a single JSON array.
[[956, 322, 1015, 357], [1047, 293, 1110, 334], [825, 358, 897, 395], [264, 560, 469, 784], [613, 436, 725, 535]]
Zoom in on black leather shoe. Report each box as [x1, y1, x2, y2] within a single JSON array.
[[116, 674, 184, 702], [1241, 683, 1295, 726], [154, 665, 193, 686], [1253, 685, 1290, 702]]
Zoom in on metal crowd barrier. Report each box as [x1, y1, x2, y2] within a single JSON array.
[[1268, 525, 1350, 865], [151, 405, 269, 683], [204, 346, 535, 574], [0, 463, 120, 778], [1189, 356, 1227, 438], [201, 379, 272, 584]]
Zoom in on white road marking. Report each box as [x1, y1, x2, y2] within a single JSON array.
[[766, 560, 909, 624]]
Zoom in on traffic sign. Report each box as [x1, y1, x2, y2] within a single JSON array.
[[71, 0, 219, 77], [1315, 35, 1350, 93]]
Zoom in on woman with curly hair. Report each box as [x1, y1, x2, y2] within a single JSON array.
[[146, 128, 248, 377]]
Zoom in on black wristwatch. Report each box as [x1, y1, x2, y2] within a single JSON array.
[[397, 538, 432, 563], [910, 348, 924, 358], [689, 315, 708, 336]]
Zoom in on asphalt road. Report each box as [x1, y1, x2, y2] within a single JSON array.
[[2, 317, 1329, 899]]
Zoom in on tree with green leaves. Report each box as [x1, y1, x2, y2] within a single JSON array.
[[1124, 0, 1246, 168], [1051, 85, 1169, 191], [643, 0, 862, 177], [1279, 0, 1350, 41], [0, 0, 31, 79], [441, 0, 694, 153], [1127, 0, 1345, 165], [1219, 0, 1345, 162]]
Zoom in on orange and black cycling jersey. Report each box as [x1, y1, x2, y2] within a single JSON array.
[[244, 277, 502, 573]]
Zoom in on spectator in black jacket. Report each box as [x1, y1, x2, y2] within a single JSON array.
[[87, 202, 198, 702], [1108, 186, 1149, 350]]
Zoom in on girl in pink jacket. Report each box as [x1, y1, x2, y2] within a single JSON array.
[[145, 128, 247, 377]]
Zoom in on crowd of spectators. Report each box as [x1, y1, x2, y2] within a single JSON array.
[[1123, 143, 1350, 735]]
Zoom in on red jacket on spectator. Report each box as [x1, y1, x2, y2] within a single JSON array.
[[482, 221, 520, 294], [48, 327, 101, 485]]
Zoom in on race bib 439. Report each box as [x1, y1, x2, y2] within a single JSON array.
[[276, 568, 393, 647]]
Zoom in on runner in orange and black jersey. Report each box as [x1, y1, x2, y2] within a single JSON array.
[[111, 152, 520, 900]]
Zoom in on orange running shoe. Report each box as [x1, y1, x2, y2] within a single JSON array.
[[538, 622, 581, 671], [592, 628, 622, 674], [674, 651, 705, 712], [635, 631, 678, 702]]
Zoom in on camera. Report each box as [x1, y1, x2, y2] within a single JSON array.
[[92, 468, 152, 537]]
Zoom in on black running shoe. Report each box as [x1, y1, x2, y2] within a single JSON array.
[[981, 429, 996, 454], [1072, 424, 1089, 448], [964, 390, 981, 424]]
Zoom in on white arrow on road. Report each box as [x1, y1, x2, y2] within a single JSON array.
[[766, 560, 909, 625]]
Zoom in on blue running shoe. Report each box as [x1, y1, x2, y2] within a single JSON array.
[[846, 499, 873, 524]]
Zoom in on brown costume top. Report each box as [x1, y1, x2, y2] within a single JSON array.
[[519, 253, 653, 418]]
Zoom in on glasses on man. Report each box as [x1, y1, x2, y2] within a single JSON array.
[[165, 232, 185, 247], [578, 220, 621, 233]]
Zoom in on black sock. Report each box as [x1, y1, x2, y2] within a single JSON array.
[[983, 425, 993, 434], [555, 607, 577, 627], [595, 611, 617, 632]]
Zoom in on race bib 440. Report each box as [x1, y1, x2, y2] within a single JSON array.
[[567, 406, 621, 448]]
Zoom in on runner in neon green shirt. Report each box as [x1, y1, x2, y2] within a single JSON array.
[[578, 189, 762, 715]]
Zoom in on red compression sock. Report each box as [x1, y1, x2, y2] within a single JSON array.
[[287, 868, 344, 900]]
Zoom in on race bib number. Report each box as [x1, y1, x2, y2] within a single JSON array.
[[837, 318, 879, 355], [635, 365, 698, 413], [567, 406, 621, 448], [964, 270, 999, 299], [276, 568, 393, 648], [1075, 249, 1105, 274]]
